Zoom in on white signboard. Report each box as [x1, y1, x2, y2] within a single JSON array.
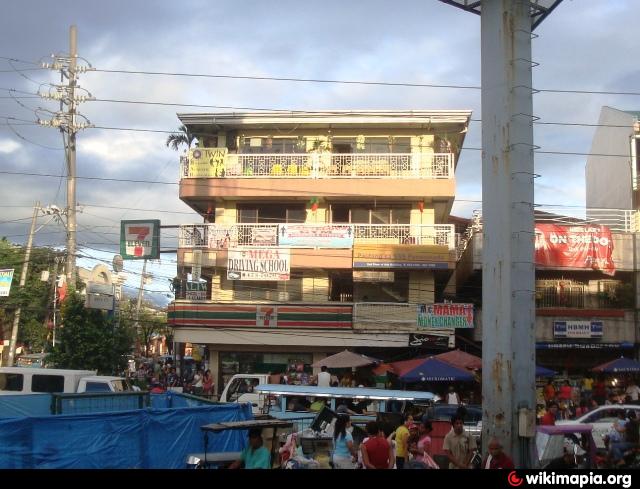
[[86, 282, 114, 296], [120, 220, 160, 260], [85, 294, 115, 311], [0, 269, 14, 297], [227, 248, 290, 281], [191, 250, 202, 282], [278, 224, 354, 248]]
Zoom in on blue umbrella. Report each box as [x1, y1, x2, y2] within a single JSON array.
[[399, 357, 476, 383], [536, 365, 557, 378], [592, 356, 640, 374]]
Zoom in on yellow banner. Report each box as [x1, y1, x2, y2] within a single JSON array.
[[186, 147, 228, 177], [353, 244, 451, 269]]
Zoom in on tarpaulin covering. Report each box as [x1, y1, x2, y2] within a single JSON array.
[[0, 402, 252, 468], [0, 394, 52, 418], [534, 224, 615, 275]]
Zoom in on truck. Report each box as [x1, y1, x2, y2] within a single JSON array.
[[0, 367, 137, 395], [218, 373, 274, 413]]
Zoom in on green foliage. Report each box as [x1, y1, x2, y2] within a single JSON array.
[[0, 238, 58, 351], [48, 294, 134, 374], [118, 298, 169, 357], [165, 125, 197, 151]]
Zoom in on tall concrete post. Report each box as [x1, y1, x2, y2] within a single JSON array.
[[481, 0, 536, 467]]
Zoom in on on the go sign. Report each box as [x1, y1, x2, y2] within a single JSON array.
[[120, 220, 160, 260]]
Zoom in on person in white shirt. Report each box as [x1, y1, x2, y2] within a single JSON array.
[[446, 385, 461, 405], [317, 366, 331, 387], [625, 380, 640, 401]]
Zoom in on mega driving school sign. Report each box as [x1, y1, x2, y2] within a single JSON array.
[[120, 220, 160, 260]]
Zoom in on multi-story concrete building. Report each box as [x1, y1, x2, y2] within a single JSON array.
[[452, 207, 639, 373], [167, 110, 471, 392], [586, 106, 640, 211]]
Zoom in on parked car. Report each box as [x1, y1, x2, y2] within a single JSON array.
[[423, 404, 482, 442], [556, 404, 640, 449]]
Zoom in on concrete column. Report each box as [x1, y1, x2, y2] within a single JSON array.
[[312, 352, 327, 376], [208, 349, 220, 396], [408, 271, 434, 304], [481, 0, 536, 467]]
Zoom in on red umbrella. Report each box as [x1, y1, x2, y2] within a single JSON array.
[[434, 349, 482, 370]]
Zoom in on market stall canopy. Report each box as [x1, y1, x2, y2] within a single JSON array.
[[535, 365, 557, 378], [399, 357, 476, 383], [312, 350, 379, 369], [592, 356, 640, 374], [434, 349, 482, 370]]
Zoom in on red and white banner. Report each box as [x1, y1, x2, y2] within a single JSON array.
[[534, 224, 615, 276]]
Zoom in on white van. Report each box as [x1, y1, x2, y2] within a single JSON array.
[[0, 367, 134, 395]]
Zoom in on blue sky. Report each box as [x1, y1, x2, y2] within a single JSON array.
[[0, 0, 638, 301]]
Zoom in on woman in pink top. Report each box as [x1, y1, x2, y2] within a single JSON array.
[[410, 419, 439, 469]]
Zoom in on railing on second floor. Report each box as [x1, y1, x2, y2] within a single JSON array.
[[180, 152, 454, 179], [178, 223, 456, 250]]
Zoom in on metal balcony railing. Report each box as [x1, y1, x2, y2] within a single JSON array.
[[180, 152, 454, 179], [178, 223, 456, 250]]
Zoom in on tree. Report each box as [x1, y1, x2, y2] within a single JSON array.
[[48, 294, 134, 374], [119, 298, 170, 358], [165, 124, 197, 151], [0, 238, 59, 352]]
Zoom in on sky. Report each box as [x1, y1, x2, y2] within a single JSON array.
[[0, 0, 638, 303]]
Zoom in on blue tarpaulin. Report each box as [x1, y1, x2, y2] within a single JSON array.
[[0, 394, 52, 418], [0, 402, 252, 468]]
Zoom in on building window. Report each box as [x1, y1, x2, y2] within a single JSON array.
[[330, 204, 411, 224], [237, 204, 306, 224], [231, 272, 303, 301], [240, 137, 302, 154]]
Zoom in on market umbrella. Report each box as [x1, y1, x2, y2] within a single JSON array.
[[535, 365, 557, 378], [399, 357, 476, 383], [434, 349, 482, 370], [592, 356, 640, 374], [312, 350, 379, 369]]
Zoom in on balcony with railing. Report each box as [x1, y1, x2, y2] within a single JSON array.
[[178, 223, 456, 250], [180, 151, 454, 180]]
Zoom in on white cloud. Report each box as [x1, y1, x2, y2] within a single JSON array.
[[0, 139, 22, 154]]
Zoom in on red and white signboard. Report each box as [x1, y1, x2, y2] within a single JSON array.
[[534, 224, 615, 276]]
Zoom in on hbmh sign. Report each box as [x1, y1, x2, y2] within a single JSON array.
[[417, 303, 474, 329], [227, 248, 290, 281], [120, 220, 160, 260], [553, 321, 603, 339], [0, 269, 14, 297]]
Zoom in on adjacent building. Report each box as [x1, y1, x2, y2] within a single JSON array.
[[167, 110, 472, 391]]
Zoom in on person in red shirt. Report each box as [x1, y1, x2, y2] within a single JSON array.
[[558, 380, 572, 401], [361, 421, 394, 469], [482, 438, 515, 469], [541, 402, 559, 426]]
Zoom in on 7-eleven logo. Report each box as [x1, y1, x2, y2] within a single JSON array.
[[126, 225, 151, 257]]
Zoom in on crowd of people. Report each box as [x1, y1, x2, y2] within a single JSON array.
[[129, 360, 215, 397]]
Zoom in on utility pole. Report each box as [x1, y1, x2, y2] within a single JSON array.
[[38, 25, 94, 291], [135, 259, 148, 355], [439, 0, 565, 467], [66, 25, 78, 289], [5, 202, 40, 367]]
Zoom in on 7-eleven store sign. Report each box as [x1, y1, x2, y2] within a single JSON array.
[[120, 220, 160, 260]]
